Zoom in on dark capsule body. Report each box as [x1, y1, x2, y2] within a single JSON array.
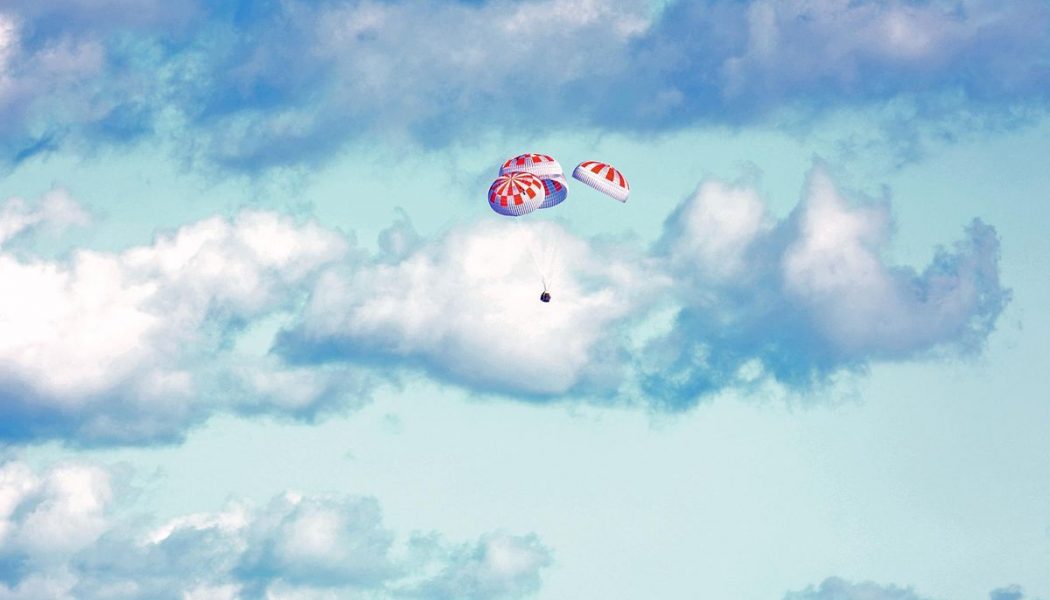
[[540, 292, 551, 303]]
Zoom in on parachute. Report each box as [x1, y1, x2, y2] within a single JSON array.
[[572, 160, 630, 202], [499, 153, 563, 179], [488, 172, 545, 217], [538, 175, 568, 209], [486, 153, 630, 301]]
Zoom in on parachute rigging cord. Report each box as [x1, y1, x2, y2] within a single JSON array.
[[516, 219, 555, 294], [541, 225, 560, 294]]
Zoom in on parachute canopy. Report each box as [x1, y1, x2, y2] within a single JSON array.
[[488, 171, 545, 216], [486, 153, 630, 216], [572, 160, 630, 202], [538, 174, 568, 209], [499, 153, 564, 179]]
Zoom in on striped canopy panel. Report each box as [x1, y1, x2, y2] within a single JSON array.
[[538, 174, 568, 209], [499, 153, 564, 179], [572, 160, 630, 202], [488, 172, 546, 216]]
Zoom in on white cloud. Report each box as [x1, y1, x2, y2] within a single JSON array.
[[148, 503, 250, 545], [240, 494, 395, 588], [0, 462, 37, 546], [720, 0, 1004, 96], [645, 163, 1008, 403], [783, 169, 1001, 356], [0, 166, 1011, 442], [408, 532, 552, 600], [0, 461, 552, 600], [0, 207, 349, 444], [662, 179, 772, 282], [0, 462, 110, 562], [0, 189, 90, 246], [0, 14, 15, 79], [0, 0, 1048, 169], [0, 209, 345, 398], [286, 220, 661, 396]]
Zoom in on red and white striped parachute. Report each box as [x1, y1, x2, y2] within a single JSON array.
[[538, 175, 568, 209], [572, 160, 630, 202], [499, 153, 564, 179], [488, 172, 545, 217]]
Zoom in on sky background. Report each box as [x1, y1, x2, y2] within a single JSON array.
[[0, 1, 1048, 599]]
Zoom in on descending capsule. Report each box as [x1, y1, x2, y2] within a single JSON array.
[[499, 153, 564, 179], [572, 160, 630, 202], [488, 172, 546, 217]]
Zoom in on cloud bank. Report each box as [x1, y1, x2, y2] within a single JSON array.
[[0, 164, 1009, 445], [0, 0, 1048, 169], [282, 164, 1008, 408], [0, 460, 551, 600]]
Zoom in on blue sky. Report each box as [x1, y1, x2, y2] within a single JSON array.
[[0, 1, 1048, 598]]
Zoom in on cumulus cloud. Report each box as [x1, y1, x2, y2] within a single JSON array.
[[0, 460, 112, 589], [278, 219, 661, 397], [0, 0, 1047, 169], [0, 461, 551, 600], [782, 172, 1004, 357], [0, 206, 352, 445], [641, 165, 1008, 406]]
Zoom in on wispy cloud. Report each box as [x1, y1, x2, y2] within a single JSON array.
[[0, 188, 90, 247], [0, 1, 1047, 170], [989, 585, 1030, 600], [785, 577, 1038, 600], [785, 577, 932, 600], [0, 460, 551, 599]]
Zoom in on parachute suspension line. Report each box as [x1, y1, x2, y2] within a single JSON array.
[[515, 218, 547, 291], [537, 224, 552, 293], [542, 225, 560, 294]]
